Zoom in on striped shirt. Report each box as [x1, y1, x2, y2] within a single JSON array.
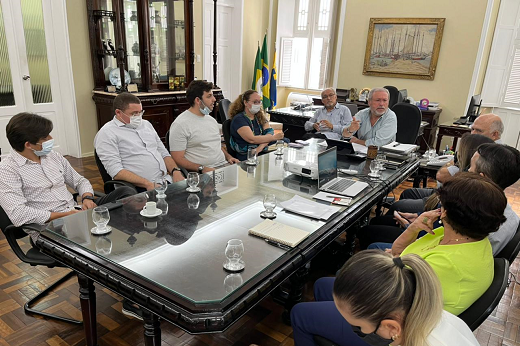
[[0, 150, 93, 226]]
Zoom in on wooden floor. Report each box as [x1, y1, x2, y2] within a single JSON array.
[[0, 156, 519, 346]]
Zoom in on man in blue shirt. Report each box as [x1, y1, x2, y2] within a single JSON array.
[[303, 88, 352, 140], [342, 87, 397, 147]]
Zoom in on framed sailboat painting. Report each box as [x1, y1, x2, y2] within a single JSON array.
[[363, 18, 445, 80]]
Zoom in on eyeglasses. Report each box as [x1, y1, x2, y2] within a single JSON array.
[[249, 100, 262, 105], [321, 94, 335, 100], [121, 110, 145, 117]]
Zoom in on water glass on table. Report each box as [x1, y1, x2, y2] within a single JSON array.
[[91, 206, 111, 234], [376, 153, 386, 171], [275, 140, 284, 155], [368, 160, 380, 178], [223, 239, 245, 272], [154, 175, 168, 198], [246, 147, 257, 165], [186, 172, 200, 192], [260, 194, 277, 219]]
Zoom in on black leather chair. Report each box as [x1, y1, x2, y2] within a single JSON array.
[[0, 207, 82, 324], [496, 223, 520, 264], [459, 257, 509, 330], [94, 150, 138, 194], [392, 103, 422, 144], [218, 98, 231, 124], [384, 85, 400, 109], [345, 103, 358, 116], [222, 119, 237, 159]]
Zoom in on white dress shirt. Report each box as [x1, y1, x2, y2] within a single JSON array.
[[304, 103, 353, 140], [0, 150, 94, 226], [94, 117, 172, 183]]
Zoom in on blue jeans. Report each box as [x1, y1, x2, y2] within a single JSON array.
[[290, 277, 369, 346]]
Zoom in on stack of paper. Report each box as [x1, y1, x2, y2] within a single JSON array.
[[381, 142, 418, 154], [279, 195, 340, 220]]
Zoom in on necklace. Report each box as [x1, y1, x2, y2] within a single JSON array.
[[244, 114, 260, 135], [440, 236, 471, 245]]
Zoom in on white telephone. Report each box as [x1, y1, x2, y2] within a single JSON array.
[[427, 155, 454, 167]]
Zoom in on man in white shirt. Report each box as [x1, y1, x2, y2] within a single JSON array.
[[470, 113, 504, 142], [94, 93, 185, 193], [169, 80, 239, 173], [0, 113, 135, 227], [303, 88, 352, 140], [341, 87, 397, 147]]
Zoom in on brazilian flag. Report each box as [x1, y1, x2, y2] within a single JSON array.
[[260, 34, 270, 109]]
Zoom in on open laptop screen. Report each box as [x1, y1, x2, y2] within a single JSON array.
[[318, 147, 338, 188]]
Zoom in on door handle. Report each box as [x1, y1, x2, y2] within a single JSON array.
[[22, 75, 30, 80]]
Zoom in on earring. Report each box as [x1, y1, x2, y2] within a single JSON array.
[[391, 334, 399, 341]]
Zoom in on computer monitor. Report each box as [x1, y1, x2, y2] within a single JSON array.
[[398, 89, 408, 103], [466, 94, 482, 118]]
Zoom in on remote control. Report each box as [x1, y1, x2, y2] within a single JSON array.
[[338, 168, 358, 175]]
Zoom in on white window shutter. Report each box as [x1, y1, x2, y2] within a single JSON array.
[[481, 0, 520, 107], [279, 38, 293, 86], [504, 47, 520, 105]]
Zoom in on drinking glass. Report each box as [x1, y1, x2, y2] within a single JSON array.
[[275, 140, 284, 155], [368, 160, 380, 178], [186, 172, 200, 192], [224, 239, 245, 272], [376, 153, 386, 171], [260, 194, 277, 219], [247, 147, 257, 165], [154, 175, 168, 198], [92, 206, 111, 234], [427, 148, 437, 160]]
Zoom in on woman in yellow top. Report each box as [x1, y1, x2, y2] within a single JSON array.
[[290, 172, 507, 346]]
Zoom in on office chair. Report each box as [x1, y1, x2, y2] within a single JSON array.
[[496, 223, 520, 265], [0, 206, 82, 324], [392, 103, 422, 144], [345, 103, 358, 116], [222, 119, 238, 159], [94, 150, 138, 194], [458, 257, 509, 330], [218, 98, 231, 124], [384, 85, 400, 109]]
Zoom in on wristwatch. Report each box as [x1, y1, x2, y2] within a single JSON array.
[[170, 167, 181, 175], [82, 195, 95, 202], [198, 165, 204, 174]]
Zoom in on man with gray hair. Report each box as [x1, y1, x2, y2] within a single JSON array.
[[342, 87, 397, 146], [470, 113, 504, 143], [303, 88, 352, 140]]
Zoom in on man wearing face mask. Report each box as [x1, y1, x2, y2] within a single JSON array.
[[227, 89, 285, 161], [303, 88, 352, 140], [169, 80, 240, 172], [0, 113, 135, 228], [94, 93, 185, 192], [342, 87, 397, 147]]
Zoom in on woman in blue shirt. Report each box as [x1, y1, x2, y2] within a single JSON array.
[[228, 90, 284, 161]]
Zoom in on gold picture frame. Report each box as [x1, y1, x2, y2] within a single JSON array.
[[363, 18, 445, 80]]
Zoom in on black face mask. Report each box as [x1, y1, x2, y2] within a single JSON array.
[[351, 325, 395, 346]]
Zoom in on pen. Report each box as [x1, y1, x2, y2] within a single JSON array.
[[392, 142, 400, 147], [283, 128, 289, 133], [265, 239, 292, 251]]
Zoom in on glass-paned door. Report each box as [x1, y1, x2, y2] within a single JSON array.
[[0, 0, 69, 155]]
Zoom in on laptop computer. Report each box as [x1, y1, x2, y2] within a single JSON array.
[[325, 139, 366, 160], [318, 147, 369, 197]]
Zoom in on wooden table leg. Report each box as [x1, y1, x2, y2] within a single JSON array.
[[435, 133, 443, 154], [143, 310, 161, 346], [78, 274, 98, 346]]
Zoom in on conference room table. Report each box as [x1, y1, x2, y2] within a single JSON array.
[[32, 139, 419, 345]]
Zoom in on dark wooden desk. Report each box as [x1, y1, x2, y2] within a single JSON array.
[[34, 144, 419, 344], [435, 122, 471, 153]]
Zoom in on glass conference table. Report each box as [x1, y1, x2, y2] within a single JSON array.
[[33, 140, 419, 345]]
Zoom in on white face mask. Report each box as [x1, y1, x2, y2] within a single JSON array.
[[250, 104, 262, 114], [200, 100, 211, 115], [128, 115, 142, 129], [33, 139, 54, 156]]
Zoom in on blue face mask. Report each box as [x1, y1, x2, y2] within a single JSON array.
[[200, 100, 211, 115], [33, 139, 54, 156]]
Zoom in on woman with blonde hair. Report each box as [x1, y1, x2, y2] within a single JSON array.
[[228, 90, 284, 161], [331, 250, 479, 346]]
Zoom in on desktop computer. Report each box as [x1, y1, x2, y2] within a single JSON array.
[[454, 94, 481, 125]]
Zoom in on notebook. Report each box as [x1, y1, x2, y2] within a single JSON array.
[[249, 219, 309, 247]]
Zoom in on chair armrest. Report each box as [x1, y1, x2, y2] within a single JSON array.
[[4, 224, 55, 266], [104, 180, 138, 194]]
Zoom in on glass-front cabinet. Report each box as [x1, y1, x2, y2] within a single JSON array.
[[87, 0, 194, 91]]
